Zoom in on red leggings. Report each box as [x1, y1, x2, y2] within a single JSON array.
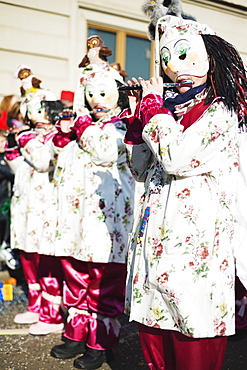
[[38, 254, 64, 324], [138, 323, 227, 370], [20, 250, 41, 313], [60, 257, 127, 350]]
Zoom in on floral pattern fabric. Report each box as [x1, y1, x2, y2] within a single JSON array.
[[7, 130, 57, 253], [125, 95, 239, 338], [39, 117, 136, 264]]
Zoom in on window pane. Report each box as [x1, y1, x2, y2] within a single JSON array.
[[125, 36, 151, 80], [88, 28, 116, 64]]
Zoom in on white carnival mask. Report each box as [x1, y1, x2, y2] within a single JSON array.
[[85, 76, 119, 111], [25, 96, 47, 123], [160, 34, 209, 82], [20, 89, 57, 124]]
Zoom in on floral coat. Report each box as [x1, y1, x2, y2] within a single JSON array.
[[125, 94, 239, 338], [39, 115, 136, 264], [6, 129, 57, 253]]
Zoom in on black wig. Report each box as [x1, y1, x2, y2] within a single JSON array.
[[40, 100, 65, 124], [202, 34, 247, 126]]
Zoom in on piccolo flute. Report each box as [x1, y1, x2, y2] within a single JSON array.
[[55, 109, 110, 120], [118, 80, 194, 91]]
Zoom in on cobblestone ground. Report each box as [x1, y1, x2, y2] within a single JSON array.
[[0, 264, 247, 370]]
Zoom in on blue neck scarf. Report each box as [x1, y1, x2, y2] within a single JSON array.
[[164, 83, 207, 112]]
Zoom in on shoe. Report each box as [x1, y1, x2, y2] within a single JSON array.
[[0, 244, 21, 270], [50, 338, 86, 359], [29, 321, 64, 335], [14, 311, 39, 324], [73, 348, 114, 369]]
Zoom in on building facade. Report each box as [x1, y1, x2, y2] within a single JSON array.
[[0, 0, 246, 99]]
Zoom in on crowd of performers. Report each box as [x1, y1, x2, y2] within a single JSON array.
[[1, 1, 247, 369]]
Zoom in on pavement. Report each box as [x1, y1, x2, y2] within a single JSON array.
[[0, 263, 247, 370]]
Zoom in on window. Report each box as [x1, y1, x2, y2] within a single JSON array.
[[125, 35, 151, 81], [88, 25, 153, 80]]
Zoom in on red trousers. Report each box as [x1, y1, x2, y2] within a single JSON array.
[[60, 257, 127, 350], [20, 251, 64, 324], [38, 254, 64, 325], [20, 251, 41, 313], [138, 323, 227, 370]]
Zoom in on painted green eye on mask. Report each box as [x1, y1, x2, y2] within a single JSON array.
[[175, 41, 191, 60], [161, 48, 170, 66]]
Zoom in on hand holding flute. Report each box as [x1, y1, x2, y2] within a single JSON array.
[[119, 76, 194, 113], [122, 77, 165, 114], [122, 76, 173, 100], [119, 77, 194, 93], [55, 107, 93, 132], [55, 108, 75, 132]]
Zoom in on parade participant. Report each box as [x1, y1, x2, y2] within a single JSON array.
[[123, 1, 247, 369], [5, 87, 65, 335], [48, 62, 136, 370]]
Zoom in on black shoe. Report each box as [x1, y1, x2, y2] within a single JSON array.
[[50, 338, 86, 359], [73, 348, 114, 369]]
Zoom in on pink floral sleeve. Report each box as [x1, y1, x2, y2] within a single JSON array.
[[121, 95, 172, 145], [136, 93, 172, 126], [17, 132, 36, 148], [53, 130, 76, 148], [4, 141, 21, 161], [72, 115, 93, 141]]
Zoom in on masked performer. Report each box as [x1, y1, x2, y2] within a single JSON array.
[[6, 87, 65, 335], [123, 1, 247, 369], [48, 63, 135, 370]]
